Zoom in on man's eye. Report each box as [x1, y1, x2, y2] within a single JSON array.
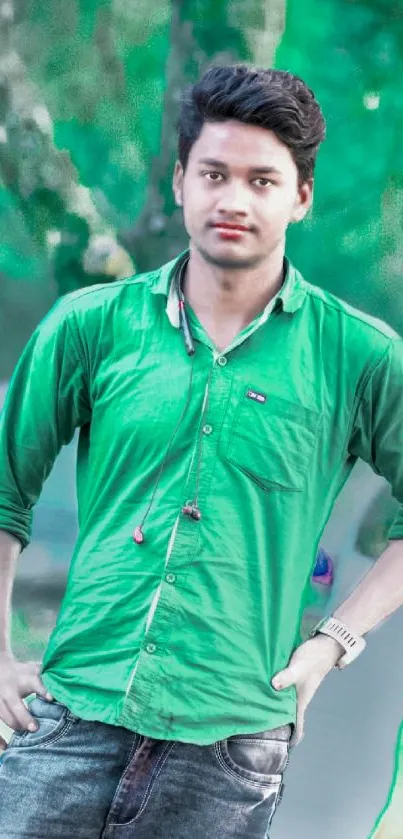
[[253, 178, 273, 187], [204, 172, 223, 181]]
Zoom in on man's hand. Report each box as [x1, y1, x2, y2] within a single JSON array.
[[0, 653, 53, 751], [271, 634, 343, 746]]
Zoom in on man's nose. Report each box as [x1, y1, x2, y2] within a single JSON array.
[[216, 180, 249, 217]]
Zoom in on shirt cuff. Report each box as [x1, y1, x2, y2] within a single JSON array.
[[0, 503, 32, 551], [387, 505, 403, 541]]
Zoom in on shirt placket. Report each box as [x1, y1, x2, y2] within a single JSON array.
[[120, 350, 233, 725]]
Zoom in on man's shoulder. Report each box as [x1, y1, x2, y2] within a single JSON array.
[[57, 270, 159, 316], [301, 276, 400, 344], [48, 269, 166, 336], [37, 255, 177, 344]]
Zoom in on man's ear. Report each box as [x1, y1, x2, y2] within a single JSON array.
[[291, 179, 314, 223], [173, 161, 184, 207]]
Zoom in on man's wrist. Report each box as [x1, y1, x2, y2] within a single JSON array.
[[310, 615, 367, 668]]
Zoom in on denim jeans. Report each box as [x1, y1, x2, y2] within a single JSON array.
[[0, 695, 292, 839]]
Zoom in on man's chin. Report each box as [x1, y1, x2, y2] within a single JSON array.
[[196, 243, 264, 271]]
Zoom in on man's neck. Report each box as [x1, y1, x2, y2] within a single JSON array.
[[183, 244, 285, 330]]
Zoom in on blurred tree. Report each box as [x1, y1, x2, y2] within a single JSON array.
[[53, 214, 134, 297], [0, 0, 138, 372]]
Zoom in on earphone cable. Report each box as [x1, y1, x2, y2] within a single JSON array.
[[138, 354, 196, 531]]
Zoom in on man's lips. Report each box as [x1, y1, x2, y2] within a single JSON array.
[[211, 223, 252, 240], [211, 222, 251, 232]]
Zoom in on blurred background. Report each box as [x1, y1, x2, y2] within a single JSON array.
[[0, 1, 403, 836]]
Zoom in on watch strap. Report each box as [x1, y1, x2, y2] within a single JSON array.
[[310, 616, 366, 668]]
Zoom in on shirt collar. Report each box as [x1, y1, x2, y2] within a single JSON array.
[[149, 248, 307, 327]]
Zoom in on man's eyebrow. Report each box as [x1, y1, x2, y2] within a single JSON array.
[[197, 158, 282, 176]]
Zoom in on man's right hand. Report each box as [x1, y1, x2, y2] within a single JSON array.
[[0, 653, 53, 750]]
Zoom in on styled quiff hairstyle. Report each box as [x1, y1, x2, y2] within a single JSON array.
[[178, 64, 326, 185]]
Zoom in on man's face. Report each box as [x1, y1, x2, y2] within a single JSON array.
[[173, 120, 313, 271]]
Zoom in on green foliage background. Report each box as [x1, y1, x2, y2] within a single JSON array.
[[278, 0, 403, 335], [2, 0, 402, 379]]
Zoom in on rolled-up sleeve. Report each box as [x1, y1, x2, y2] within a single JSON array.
[[347, 336, 403, 541], [0, 299, 91, 550]]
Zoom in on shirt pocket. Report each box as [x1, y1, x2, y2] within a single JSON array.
[[226, 389, 322, 491]]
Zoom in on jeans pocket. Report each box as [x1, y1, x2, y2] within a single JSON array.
[[215, 725, 291, 788], [7, 695, 78, 750]]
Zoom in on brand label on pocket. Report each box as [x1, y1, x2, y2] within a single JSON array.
[[246, 389, 267, 404]]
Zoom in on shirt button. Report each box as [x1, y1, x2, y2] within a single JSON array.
[[146, 643, 156, 654], [165, 573, 176, 584], [202, 424, 213, 435], [217, 356, 227, 367]]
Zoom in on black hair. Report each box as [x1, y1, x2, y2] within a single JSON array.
[[178, 64, 326, 185]]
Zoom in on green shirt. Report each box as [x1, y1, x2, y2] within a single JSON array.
[[1, 250, 403, 745]]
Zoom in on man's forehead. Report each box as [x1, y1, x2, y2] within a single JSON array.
[[190, 120, 294, 169]]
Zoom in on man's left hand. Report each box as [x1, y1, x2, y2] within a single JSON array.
[[271, 634, 343, 746]]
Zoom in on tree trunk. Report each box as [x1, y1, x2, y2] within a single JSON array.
[[0, 1, 107, 249]]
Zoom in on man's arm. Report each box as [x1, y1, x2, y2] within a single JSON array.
[[0, 298, 91, 743], [272, 335, 403, 744], [333, 335, 403, 635], [0, 530, 21, 656], [333, 538, 403, 636], [0, 297, 91, 548], [0, 529, 54, 747], [272, 538, 403, 746]]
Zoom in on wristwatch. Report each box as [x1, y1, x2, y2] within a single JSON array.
[[309, 616, 367, 669]]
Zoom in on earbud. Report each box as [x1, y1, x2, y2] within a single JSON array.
[[133, 525, 144, 544], [182, 503, 202, 521]]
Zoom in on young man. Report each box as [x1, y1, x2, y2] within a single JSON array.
[[0, 64, 403, 839]]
